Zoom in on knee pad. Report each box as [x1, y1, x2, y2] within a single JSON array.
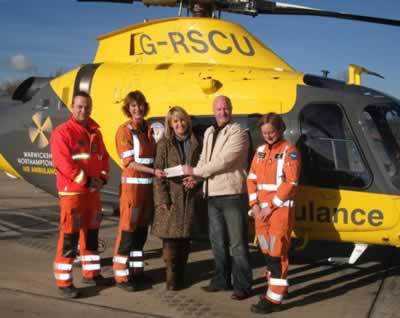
[[63, 233, 79, 258], [263, 253, 273, 267], [269, 256, 282, 278], [118, 230, 134, 255], [86, 229, 99, 251]]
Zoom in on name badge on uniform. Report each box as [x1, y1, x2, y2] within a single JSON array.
[[257, 152, 266, 160], [91, 143, 98, 153]]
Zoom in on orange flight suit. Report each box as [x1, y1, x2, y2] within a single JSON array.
[[113, 120, 156, 283], [247, 139, 301, 304], [51, 116, 109, 288]]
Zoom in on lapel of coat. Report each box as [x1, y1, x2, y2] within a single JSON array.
[[204, 127, 214, 162], [210, 124, 230, 160], [168, 137, 182, 165], [188, 133, 199, 165]]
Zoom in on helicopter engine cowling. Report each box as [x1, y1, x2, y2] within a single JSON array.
[[12, 77, 52, 103]]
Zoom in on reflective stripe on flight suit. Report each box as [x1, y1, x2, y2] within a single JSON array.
[[53, 192, 102, 287]]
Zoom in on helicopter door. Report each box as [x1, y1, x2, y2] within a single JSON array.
[[298, 103, 371, 189]]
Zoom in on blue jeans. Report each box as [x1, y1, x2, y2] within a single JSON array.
[[207, 194, 252, 293]]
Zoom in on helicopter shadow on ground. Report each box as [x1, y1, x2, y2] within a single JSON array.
[[252, 241, 399, 308], [100, 239, 264, 290], [76, 278, 116, 298], [282, 246, 400, 310], [99, 238, 212, 286], [99, 239, 399, 303]]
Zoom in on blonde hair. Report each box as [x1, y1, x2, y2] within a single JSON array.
[[164, 106, 192, 139]]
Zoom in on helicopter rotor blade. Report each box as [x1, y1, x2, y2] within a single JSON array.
[[76, 0, 400, 26], [77, 0, 134, 4], [255, 1, 400, 27]]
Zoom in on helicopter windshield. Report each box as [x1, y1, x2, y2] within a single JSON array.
[[362, 103, 400, 189]]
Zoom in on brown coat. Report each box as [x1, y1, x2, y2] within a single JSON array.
[[152, 133, 202, 239]]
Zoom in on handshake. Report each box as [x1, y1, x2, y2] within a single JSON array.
[[163, 164, 197, 189]]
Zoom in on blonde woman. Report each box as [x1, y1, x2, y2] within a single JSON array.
[[152, 106, 202, 290]]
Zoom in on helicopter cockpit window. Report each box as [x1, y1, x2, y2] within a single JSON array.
[[299, 103, 370, 188], [361, 104, 400, 189]]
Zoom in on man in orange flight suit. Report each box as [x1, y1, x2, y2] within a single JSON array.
[[113, 91, 165, 292], [247, 113, 301, 314], [51, 91, 109, 299]]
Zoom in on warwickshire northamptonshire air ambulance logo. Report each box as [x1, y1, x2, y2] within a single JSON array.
[[29, 112, 53, 149]]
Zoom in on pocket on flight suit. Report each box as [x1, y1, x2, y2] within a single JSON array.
[[61, 206, 81, 233]]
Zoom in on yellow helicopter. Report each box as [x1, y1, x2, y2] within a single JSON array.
[[1, 0, 400, 264]]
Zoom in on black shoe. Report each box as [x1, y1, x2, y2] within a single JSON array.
[[251, 297, 281, 314], [132, 273, 153, 285], [58, 285, 79, 299], [231, 290, 251, 300], [82, 274, 105, 286], [116, 281, 136, 292]]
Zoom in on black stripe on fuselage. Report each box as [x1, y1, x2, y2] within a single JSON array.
[[73, 64, 101, 95]]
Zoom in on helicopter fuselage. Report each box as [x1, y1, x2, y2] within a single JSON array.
[[1, 17, 399, 248]]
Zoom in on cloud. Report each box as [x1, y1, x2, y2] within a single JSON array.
[[8, 54, 37, 72]]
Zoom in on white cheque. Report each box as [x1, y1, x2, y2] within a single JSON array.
[[164, 165, 184, 178]]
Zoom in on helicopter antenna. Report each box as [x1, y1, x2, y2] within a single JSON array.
[[321, 70, 330, 78]]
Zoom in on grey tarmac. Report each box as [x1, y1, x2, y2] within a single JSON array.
[[0, 172, 399, 318]]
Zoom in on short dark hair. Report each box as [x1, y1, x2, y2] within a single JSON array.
[[72, 91, 92, 106], [257, 112, 286, 133], [122, 90, 149, 118]]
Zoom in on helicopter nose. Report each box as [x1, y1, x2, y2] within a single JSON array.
[[0, 96, 23, 178]]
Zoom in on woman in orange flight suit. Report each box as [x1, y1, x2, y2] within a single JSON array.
[[113, 91, 165, 291], [247, 113, 301, 314]]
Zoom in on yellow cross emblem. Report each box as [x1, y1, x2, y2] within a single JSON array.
[[29, 112, 53, 149]]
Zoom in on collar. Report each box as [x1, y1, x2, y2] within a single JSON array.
[[267, 139, 285, 150], [174, 133, 190, 142], [128, 119, 149, 132], [212, 120, 230, 132], [69, 115, 99, 131]]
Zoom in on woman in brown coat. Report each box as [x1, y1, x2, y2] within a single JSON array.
[[152, 106, 202, 290]]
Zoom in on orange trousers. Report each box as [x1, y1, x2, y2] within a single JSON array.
[[255, 206, 294, 304], [113, 183, 153, 283], [53, 192, 102, 288]]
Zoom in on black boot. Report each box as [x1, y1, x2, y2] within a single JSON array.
[[175, 239, 190, 290], [116, 281, 137, 292], [250, 297, 281, 314], [58, 285, 79, 298]]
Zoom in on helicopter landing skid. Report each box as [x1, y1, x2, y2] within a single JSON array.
[[328, 243, 368, 265]]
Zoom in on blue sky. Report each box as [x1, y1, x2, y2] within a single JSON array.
[[1, 0, 399, 98]]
